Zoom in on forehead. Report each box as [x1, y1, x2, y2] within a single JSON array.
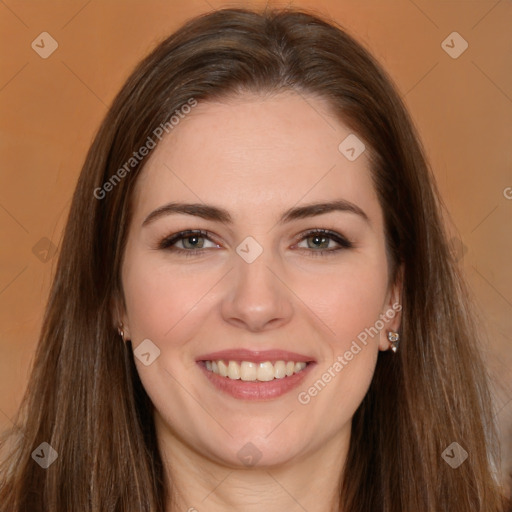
[[131, 92, 382, 227]]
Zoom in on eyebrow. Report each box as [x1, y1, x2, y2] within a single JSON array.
[[142, 199, 369, 227]]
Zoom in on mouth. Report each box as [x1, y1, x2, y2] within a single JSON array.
[[199, 359, 310, 381], [196, 349, 316, 400]]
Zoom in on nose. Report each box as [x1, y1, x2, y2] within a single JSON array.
[[220, 247, 294, 333]]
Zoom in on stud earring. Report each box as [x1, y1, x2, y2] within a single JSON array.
[[387, 331, 400, 353], [117, 323, 125, 341]]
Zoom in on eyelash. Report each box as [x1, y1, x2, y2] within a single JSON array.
[[157, 229, 353, 258]]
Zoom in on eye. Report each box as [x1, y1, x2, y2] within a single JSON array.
[[294, 229, 353, 257], [158, 228, 353, 258], [158, 230, 220, 256]]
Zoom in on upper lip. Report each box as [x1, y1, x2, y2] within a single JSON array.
[[196, 349, 316, 364]]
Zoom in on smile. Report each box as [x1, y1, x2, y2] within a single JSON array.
[[203, 359, 309, 381], [195, 349, 316, 400]]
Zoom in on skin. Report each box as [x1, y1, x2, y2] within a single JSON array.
[[118, 91, 402, 512]]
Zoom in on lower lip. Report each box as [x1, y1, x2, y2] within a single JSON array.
[[197, 361, 316, 400]]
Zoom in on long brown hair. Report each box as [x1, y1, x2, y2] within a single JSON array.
[[0, 7, 507, 511]]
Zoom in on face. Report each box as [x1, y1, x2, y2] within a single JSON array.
[[119, 91, 401, 468]]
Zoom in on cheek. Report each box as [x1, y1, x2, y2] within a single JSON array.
[[122, 253, 215, 341], [291, 256, 390, 350], [293, 263, 386, 425]]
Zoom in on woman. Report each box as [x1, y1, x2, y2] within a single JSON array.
[[0, 7, 508, 511]]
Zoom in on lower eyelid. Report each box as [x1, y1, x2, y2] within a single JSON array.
[[296, 239, 344, 250]]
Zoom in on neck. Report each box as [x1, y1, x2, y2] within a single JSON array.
[[156, 414, 350, 512]]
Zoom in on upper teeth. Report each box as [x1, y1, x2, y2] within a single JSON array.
[[205, 360, 307, 381]]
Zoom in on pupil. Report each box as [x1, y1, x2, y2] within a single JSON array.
[[186, 236, 201, 248], [312, 236, 327, 248]]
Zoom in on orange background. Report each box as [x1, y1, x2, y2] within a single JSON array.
[[1, 0, 511, 484]]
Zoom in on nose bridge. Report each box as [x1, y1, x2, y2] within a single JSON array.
[[236, 243, 276, 291], [220, 235, 293, 331], [233, 237, 282, 304]]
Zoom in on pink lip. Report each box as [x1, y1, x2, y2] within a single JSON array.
[[197, 360, 316, 400], [196, 349, 316, 364]]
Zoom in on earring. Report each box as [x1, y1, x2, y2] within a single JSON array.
[[117, 323, 125, 341], [387, 331, 400, 353]]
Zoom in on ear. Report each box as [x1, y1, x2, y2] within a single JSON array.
[[378, 264, 403, 351], [110, 292, 131, 341]]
